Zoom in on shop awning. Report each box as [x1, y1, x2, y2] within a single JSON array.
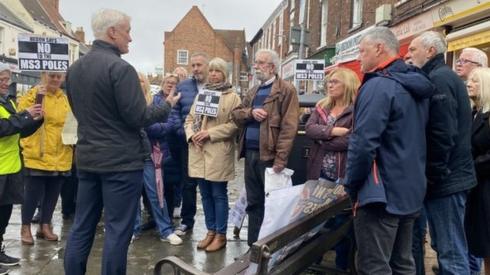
[[447, 21, 490, 52]]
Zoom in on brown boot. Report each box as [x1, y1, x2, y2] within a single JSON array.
[[205, 233, 226, 252], [36, 224, 58, 241], [197, 231, 215, 250], [21, 224, 34, 245]]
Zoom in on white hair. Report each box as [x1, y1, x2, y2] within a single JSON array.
[[361, 27, 399, 55], [417, 31, 447, 55], [256, 49, 280, 73], [91, 9, 131, 40], [462, 47, 488, 67]]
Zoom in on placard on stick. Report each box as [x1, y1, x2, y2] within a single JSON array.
[[17, 33, 69, 72], [194, 89, 221, 117]]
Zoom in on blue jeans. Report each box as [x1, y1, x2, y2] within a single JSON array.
[[425, 191, 470, 275], [198, 179, 228, 234], [412, 208, 427, 275], [134, 160, 174, 238], [180, 146, 197, 228], [64, 170, 142, 275]]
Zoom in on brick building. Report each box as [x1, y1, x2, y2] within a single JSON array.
[[163, 6, 248, 92]]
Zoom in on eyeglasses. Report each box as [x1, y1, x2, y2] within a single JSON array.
[[456, 58, 481, 66], [0, 77, 10, 84], [327, 79, 342, 85]]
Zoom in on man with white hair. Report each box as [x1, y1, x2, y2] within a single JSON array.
[[231, 49, 299, 246], [406, 31, 477, 275], [344, 27, 434, 274], [456, 47, 488, 80], [63, 9, 180, 275]]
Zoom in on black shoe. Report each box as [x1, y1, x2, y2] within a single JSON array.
[[0, 247, 19, 266], [0, 265, 9, 275], [31, 212, 40, 224], [141, 220, 156, 231]]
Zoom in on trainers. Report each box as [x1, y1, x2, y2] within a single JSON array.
[[160, 233, 183, 246], [0, 247, 20, 266], [174, 224, 191, 236], [0, 265, 8, 275]]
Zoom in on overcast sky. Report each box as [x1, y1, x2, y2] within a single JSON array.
[[59, 0, 282, 73]]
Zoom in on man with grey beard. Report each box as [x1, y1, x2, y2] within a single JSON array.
[[231, 49, 299, 246]]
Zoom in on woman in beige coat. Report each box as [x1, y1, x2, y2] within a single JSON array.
[[185, 57, 241, 252]]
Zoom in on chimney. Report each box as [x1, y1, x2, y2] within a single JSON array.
[[75, 27, 85, 44]]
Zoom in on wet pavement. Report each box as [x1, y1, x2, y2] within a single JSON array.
[[0, 159, 477, 275]]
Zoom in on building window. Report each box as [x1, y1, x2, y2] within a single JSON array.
[[320, 0, 328, 47], [290, 0, 295, 11], [351, 0, 363, 29], [278, 13, 284, 46], [177, 50, 188, 65]]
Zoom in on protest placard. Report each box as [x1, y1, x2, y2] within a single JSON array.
[[18, 34, 69, 72]]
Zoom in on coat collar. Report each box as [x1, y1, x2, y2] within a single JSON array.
[[92, 40, 121, 57], [473, 111, 490, 135], [421, 54, 445, 75]]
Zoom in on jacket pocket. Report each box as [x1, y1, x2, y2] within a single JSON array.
[[268, 115, 281, 151]]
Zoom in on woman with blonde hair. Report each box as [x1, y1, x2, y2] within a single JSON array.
[[18, 72, 73, 244], [305, 67, 360, 271], [132, 72, 183, 245], [305, 67, 359, 182], [465, 67, 490, 275], [185, 57, 241, 252]]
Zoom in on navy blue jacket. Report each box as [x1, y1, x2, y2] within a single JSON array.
[[345, 59, 434, 215], [145, 92, 181, 183], [422, 54, 477, 198], [168, 78, 199, 140]]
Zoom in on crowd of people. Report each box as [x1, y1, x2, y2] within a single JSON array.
[[0, 7, 489, 275]]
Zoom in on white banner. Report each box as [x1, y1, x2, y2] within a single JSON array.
[[194, 89, 221, 117]]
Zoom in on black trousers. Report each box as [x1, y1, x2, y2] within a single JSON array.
[[22, 176, 63, 224], [0, 204, 13, 245], [354, 203, 418, 275], [244, 150, 273, 246]]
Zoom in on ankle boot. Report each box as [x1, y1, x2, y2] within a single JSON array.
[[21, 224, 34, 245], [36, 224, 58, 241], [197, 231, 215, 250], [205, 233, 226, 252]]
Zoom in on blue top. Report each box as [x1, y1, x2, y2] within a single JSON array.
[[245, 82, 273, 150], [344, 59, 434, 215]]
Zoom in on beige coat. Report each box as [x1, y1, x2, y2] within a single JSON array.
[[185, 88, 241, 182]]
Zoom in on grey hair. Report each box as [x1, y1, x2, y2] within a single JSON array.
[[360, 26, 399, 55], [190, 52, 209, 63], [91, 9, 131, 40], [256, 49, 280, 73], [417, 31, 447, 55], [462, 47, 488, 67]]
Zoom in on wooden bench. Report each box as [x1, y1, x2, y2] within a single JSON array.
[[153, 197, 355, 275]]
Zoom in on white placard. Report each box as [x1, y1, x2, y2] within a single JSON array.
[[295, 59, 325, 81], [17, 34, 69, 72], [194, 89, 221, 117]]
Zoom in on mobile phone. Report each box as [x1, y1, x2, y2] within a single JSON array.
[[35, 93, 45, 104]]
